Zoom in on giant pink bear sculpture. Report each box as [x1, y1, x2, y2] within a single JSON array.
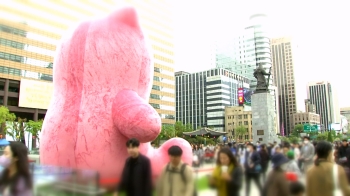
[[40, 6, 192, 185]]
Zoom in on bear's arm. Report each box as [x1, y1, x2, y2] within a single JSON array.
[[112, 89, 161, 142]]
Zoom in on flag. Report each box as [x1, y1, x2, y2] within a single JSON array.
[[281, 122, 285, 136]]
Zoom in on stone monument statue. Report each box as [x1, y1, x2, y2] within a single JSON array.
[[253, 65, 271, 93], [251, 64, 278, 144]]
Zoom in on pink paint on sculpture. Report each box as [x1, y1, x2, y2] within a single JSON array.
[[40, 6, 192, 185]]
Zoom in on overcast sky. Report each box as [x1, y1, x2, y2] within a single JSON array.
[[171, 0, 350, 109]]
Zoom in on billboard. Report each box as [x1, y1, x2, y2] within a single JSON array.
[[243, 88, 252, 106], [238, 88, 244, 105], [330, 123, 341, 131], [18, 78, 53, 110]]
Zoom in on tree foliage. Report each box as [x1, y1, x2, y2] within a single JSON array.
[[292, 124, 304, 137], [153, 121, 221, 146], [26, 119, 43, 146], [154, 121, 194, 146], [293, 124, 304, 132], [7, 117, 27, 143], [327, 131, 334, 142], [316, 132, 328, 141], [0, 106, 16, 138], [235, 125, 247, 141]]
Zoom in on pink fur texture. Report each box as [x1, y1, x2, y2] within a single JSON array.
[[40, 6, 192, 183]]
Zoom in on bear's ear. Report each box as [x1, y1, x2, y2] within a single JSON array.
[[111, 6, 140, 29]]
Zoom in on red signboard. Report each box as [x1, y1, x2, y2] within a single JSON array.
[[238, 88, 244, 105]]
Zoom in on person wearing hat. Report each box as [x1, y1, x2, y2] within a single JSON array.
[[262, 153, 291, 196], [285, 150, 301, 178]]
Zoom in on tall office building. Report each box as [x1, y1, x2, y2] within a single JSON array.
[[215, 14, 279, 134], [175, 68, 249, 131], [305, 99, 316, 113], [271, 37, 297, 135], [0, 1, 176, 124], [307, 81, 340, 131], [216, 14, 272, 90]]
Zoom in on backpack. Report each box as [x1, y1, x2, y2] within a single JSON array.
[[166, 163, 198, 196]]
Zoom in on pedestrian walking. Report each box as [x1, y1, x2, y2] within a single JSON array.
[[114, 138, 152, 196], [300, 136, 314, 173], [244, 143, 262, 196], [209, 148, 243, 196], [156, 145, 195, 196]]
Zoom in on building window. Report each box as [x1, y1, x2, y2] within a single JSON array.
[[244, 114, 248, 119], [153, 76, 160, 81], [0, 38, 25, 49], [150, 94, 160, 100], [238, 115, 242, 119], [0, 52, 23, 63], [149, 103, 160, 109], [0, 66, 21, 76], [152, 85, 160, 90], [244, 121, 248, 125], [257, 130, 264, 135], [239, 122, 242, 125]]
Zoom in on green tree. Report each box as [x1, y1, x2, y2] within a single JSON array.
[[184, 123, 193, 133], [174, 121, 185, 137], [317, 132, 328, 141], [279, 136, 290, 143], [235, 125, 247, 141], [0, 106, 16, 139], [289, 136, 300, 144], [7, 117, 27, 143], [27, 119, 43, 148], [327, 131, 334, 142], [292, 124, 304, 137]]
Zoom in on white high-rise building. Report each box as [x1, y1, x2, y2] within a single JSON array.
[[307, 81, 340, 131], [216, 14, 272, 90], [215, 13, 280, 134]]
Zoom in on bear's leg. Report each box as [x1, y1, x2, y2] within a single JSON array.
[[112, 89, 161, 142]]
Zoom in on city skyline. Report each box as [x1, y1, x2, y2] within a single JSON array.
[[173, 0, 350, 108], [1, 0, 348, 110]]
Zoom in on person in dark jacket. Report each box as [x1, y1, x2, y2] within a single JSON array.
[[209, 147, 243, 196], [244, 143, 262, 196], [338, 139, 350, 167], [114, 138, 152, 196], [259, 144, 269, 182]]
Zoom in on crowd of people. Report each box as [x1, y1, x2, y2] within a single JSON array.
[[2, 137, 350, 195], [115, 137, 350, 196]]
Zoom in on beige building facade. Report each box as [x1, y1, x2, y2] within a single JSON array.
[[291, 112, 320, 129], [225, 105, 252, 142]]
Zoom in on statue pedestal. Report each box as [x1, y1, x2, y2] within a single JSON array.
[[252, 92, 278, 144]]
